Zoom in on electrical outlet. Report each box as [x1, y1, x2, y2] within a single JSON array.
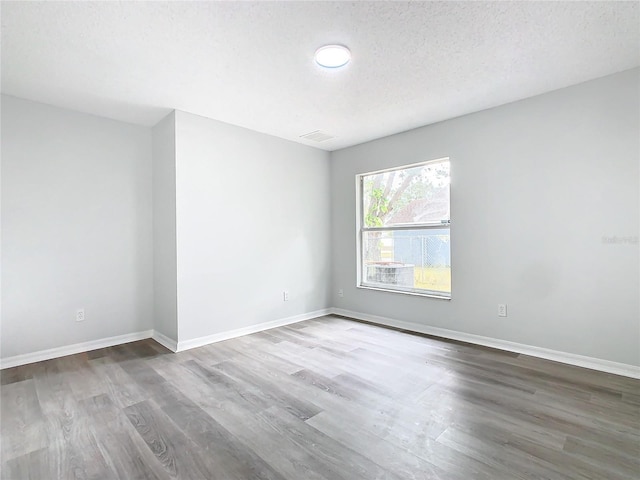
[[338, 289, 344, 298], [76, 308, 85, 322], [283, 291, 289, 302], [498, 304, 507, 317]]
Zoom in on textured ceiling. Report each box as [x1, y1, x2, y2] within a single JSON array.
[[2, 1, 639, 151]]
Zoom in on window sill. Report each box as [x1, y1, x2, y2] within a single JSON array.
[[357, 284, 451, 300]]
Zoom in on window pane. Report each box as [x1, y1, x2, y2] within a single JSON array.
[[362, 160, 450, 227], [362, 229, 451, 294]]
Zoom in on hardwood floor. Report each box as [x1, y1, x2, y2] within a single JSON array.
[[1, 315, 639, 479]]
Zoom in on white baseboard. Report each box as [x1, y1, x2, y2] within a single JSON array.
[[330, 308, 640, 379], [176, 308, 332, 352], [151, 330, 178, 352], [0, 309, 331, 369], [8, 307, 633, 379], [0, 330, 154, 370]]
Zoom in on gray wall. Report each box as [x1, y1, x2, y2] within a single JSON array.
[[330, 69, 640, 366], [151, 112, 178, 341], [174, 111, 331, 342], [1, 96, 153, 357], [2, 69, 637, 368]]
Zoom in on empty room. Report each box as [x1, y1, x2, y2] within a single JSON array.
[[1, 1, 639, 479]]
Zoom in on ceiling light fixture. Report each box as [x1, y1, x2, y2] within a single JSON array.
[[314, 45, 351, 68]]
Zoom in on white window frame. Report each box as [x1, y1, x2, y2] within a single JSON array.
[[356, 157, 451, 299]]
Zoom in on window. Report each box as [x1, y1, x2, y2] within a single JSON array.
[[357, 158, 451, 298]]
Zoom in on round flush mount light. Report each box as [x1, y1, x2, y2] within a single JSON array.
[[314, 45, 351, 68]]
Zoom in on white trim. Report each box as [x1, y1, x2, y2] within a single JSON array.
[[176, 309, 332, 352], [152, 331, 178, 352], [357, 284, 451, 300], [0, 309, 332, 369], [359, 156, 450, 177], [0, 330, 154, 370], [3, 307, 636, 379], [330, 308, 640, 379]]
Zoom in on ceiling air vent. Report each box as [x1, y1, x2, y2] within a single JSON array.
[[299, 130, 335, 142]]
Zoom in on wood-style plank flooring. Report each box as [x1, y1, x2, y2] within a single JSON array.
[[1, 315, 639, 479]]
